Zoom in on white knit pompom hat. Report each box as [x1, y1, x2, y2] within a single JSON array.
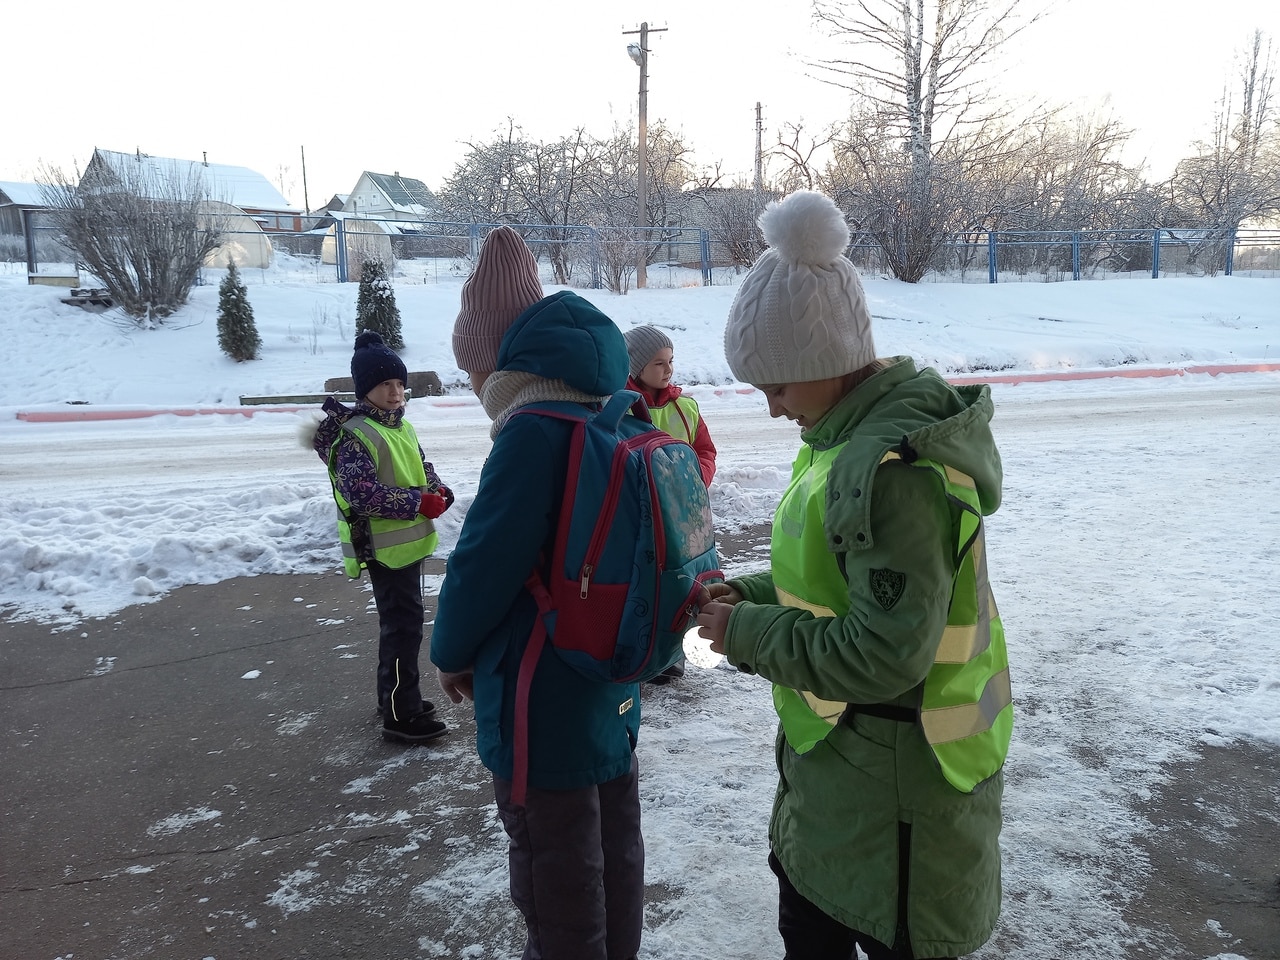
[[723, 190, 875, 385]]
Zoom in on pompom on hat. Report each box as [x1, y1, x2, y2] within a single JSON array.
[[623, 324, 673, 380], [723, 190, 876, 385], [452, 226, 545, 375], [350, 330, 407, 399]]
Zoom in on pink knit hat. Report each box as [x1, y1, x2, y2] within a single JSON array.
[[452, 226, 545, 374]]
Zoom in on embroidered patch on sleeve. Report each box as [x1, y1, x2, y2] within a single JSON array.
[[869, 569, 906, 611]]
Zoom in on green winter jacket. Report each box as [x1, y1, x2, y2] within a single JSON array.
[[723, 356, 1006, 957]]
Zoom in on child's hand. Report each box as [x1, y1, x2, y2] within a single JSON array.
[[704, 582, 743, 606], [697, 600, 735, 655], [437, 668, 474, 704], [419, 492, 448, 519], [437, 485, 455, 508]]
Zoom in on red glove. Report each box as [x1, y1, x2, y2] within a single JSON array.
[[419, 492, 448, 519]]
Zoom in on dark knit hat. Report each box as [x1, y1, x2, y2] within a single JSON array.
[[452, 226, 545, 375], [350, 331, 407, 399], [623, 325, 673, 380]]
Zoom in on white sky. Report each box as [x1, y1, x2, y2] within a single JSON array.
[[5, 0, 1278, 204], [1, 259, 1277, 958]]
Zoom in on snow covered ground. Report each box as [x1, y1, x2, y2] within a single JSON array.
[[1, 260, 1277, 958]]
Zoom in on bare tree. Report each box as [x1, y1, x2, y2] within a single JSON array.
[[516, 130, 602, 284], [1167, 30, 1280, 272], [807, 0, 1043, 280], [437, 120, 534, 225], [689, 185, 776, 268], [40, 159, 224, 325], [772, 121, 837, 193]]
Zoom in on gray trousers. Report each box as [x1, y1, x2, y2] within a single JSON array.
[[493, 753, 644, 960]]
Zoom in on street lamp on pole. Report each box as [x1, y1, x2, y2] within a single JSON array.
[[624, 21, 665, 290]]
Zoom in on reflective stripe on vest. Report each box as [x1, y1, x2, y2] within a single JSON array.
[[648, 395, 700, 445], [328, 414, 436, 576]]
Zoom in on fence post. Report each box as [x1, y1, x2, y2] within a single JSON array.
[[987, 231, 998, 283], [589, 227, 602, 290], [1152, 229, 1160, 279], [700, 229, 711, 286], [1225, 228, 1236, 276], [1072, 232, 1081, 281], [335, 220, 348, 283]]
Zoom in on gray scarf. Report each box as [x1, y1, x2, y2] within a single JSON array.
[[480, 370, 610, 439]]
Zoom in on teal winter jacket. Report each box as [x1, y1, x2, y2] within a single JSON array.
[[430, 291, 640, 790], [723, 357, 1007, 957]]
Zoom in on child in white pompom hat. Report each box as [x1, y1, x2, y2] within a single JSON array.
[[698, 189, 1013, 960]]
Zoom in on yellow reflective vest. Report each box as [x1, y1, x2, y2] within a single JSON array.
[[647, 394, 701, 445], [328, 414, 437, 578], [771, 444, 1011, 794]]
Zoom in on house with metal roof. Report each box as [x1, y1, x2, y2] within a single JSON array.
[[342, 172, 438, 221]]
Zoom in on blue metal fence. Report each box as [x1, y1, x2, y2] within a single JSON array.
[[13, 210, 1280, 286]]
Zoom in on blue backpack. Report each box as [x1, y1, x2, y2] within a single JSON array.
[[508, 391, 722, 803]]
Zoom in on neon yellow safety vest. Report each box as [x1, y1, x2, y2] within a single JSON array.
[[770, 443, 1012, 794], [648, 395, 701, 446], [328, 414, 437, 578]]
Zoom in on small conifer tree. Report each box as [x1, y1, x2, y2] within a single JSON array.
[[354, 258, 404, 350], [216, 261, 262, 362]]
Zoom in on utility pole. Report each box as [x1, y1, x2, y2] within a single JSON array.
[[754, 102, 764, 194], [300, 145, 311, 215], [624, 21, 666, 289]]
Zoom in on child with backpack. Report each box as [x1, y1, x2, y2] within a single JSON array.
[[431, 227, 715, 960], [309, 331, 452, 746], [623, 324, 717, 487]]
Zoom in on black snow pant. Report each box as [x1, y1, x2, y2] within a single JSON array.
[[493, 753, 644, 960], [770, 850, 956, 960], [367, 559, 424, 720]]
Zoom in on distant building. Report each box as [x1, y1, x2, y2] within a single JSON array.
[[0, 181, 51, 236], [80, 148, 305, 232], [342, 172, 438, 222]]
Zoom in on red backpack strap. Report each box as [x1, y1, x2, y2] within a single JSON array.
[[512, 570, 555, 807]]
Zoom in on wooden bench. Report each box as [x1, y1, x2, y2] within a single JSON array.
[[238, 391, 413, 406], [60, 287, 115, 309]]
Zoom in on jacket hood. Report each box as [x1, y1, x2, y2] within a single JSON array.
[[809, 356, 1003, 522], [496, 290, 628, 396]]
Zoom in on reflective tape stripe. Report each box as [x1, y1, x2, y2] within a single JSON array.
[[944, 464, 976, 490], [935, 540, 995, 664], [370, 518, 432, 550], [343, 416, 397, 485], [774, 586, 836, 618], [921, 667, 1012, 744]]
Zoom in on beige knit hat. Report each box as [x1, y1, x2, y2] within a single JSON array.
[[452, 226, 545, 374], [623, 324, 673, 380], [723, 190, 875, 385]]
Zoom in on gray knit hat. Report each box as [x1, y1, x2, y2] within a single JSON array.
[[623, 324, 673, 380], [723, 190, 875, 385], [452, 226, 545, 375]]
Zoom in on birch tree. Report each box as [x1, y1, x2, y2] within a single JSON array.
[[808, 0, 1042, 280], [1168, 30, 1280, 272]]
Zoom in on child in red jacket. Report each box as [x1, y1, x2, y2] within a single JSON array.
[[623, 325, 717, 486]]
